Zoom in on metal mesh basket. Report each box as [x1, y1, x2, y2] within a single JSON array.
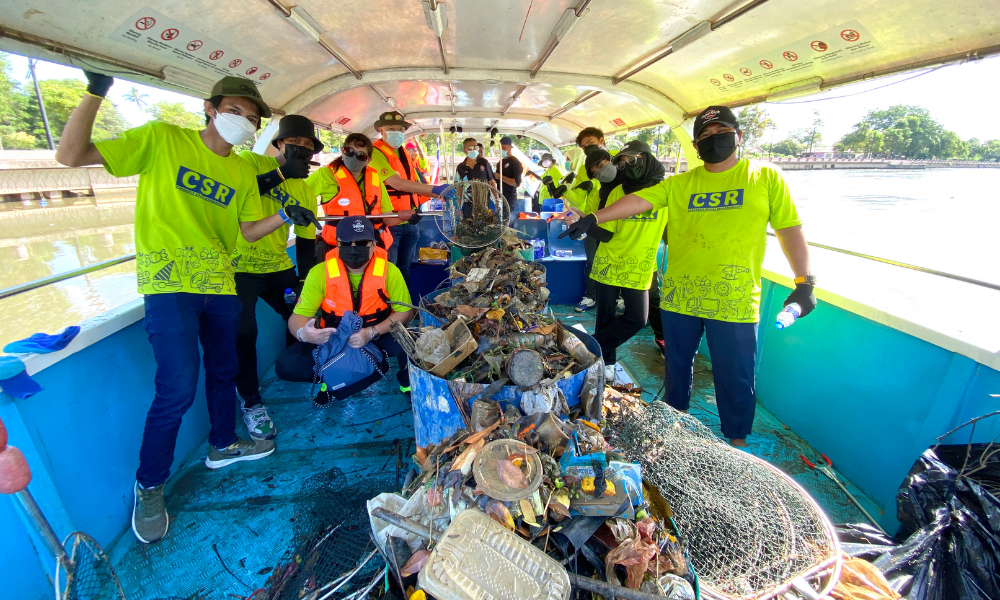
[[605, 396, 842, 600], [434, 180, 509, 248], [55, 532, 126, 600]]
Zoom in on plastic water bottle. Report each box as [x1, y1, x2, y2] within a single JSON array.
[[775, 303, 801, 329], [283, 288, 297, 310]]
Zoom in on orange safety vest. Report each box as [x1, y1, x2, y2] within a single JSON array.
[[320, 246, 392, 329], [373, 139, 425, 211], [319, 164, 393, 250]]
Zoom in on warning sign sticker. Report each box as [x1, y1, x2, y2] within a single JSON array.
[[710, 20, 878, 95], [113, 8, 275, 87]]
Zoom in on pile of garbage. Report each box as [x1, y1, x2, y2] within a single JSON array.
[[367, 386, 698, 600]]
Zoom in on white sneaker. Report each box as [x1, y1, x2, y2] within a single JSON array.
[[240, 393, 277, 441], [575, 297, 596, 312], [605, 363, 617, 384]]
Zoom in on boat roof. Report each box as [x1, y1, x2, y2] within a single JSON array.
[[2, 0, 999, 147]]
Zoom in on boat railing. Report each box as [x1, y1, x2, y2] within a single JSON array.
[[0, 254, 136, 300]]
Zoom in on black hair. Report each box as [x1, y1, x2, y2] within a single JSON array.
[[462, 137, 478, 146], [204, 95, 222, 126], [576, 127, 604, 147], [343, 132, 373, 155]]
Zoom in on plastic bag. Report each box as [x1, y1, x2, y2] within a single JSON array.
[[836, 450, 1000, 600], [415, 328, 450, 365]]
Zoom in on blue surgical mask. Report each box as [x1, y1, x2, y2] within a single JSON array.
[[501, 150, 509, 158], [466, 150, 479, 159], [384, 131, 405, 148]]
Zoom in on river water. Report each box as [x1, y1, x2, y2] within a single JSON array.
[[1, 168, 998, 350]]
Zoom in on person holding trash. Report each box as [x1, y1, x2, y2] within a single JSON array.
[[55, 73, 321, 544], [560, 106, 816, 448], [276, 216, 415, 403], [308, 133, 400, 255], [232, 114, 325, 443], [371, 111, 455, 287], [572, 141, 667, 383]]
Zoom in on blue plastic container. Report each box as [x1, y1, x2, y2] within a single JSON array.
[[541, 198, 564, 212], [409, 327, 603, 447], [547, 218, 586, 259]]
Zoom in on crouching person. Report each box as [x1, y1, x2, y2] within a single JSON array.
[[275, 216, 414, 404]]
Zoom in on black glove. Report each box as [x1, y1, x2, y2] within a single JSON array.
[[576, 180, 594, 194], [784, 284, 816, 317], [558, 213, 597, 240], [562, 172, 576, 185], [84, 71, 114, 98], [408, 212, 423, 225], [257, 170, 282, 195], [281, 204, 321, 229], [279, 158, 311, 180], [541, 175, 554, 186], [587, 222, 613, 243]]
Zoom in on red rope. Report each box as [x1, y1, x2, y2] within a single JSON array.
[[519, 0, 535, 42]]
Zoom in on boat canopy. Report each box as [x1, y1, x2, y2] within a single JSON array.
[[1, 0, 998, 156]]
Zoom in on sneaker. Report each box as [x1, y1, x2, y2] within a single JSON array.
[[240, 394, 277, 441], [132, 482, 168, 544], [205, 438, 275, 469], [313, 383, 332, 407], [605, 363, 617, 384], [575, 297, 596, 312], [654, 337, 665, 357], [616, 298, 625, 311]]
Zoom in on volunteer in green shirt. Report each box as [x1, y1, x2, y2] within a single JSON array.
[[573, 141, 667, 380], [562, 106, 816, 448], [55, 73, 320, 544], [275, 217, 414, 404], [537, 152, 567, 208], [234, 114, 325, 442]]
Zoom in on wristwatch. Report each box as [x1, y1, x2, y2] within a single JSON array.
[[794, 275, 817, 285], [369, 326, 380, 342]]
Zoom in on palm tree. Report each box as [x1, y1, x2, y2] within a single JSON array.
[[124, 86, 149, 111]]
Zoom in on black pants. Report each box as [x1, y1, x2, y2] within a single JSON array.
[[235, 269, 299, 406], [648, 270, 663, 340], [275, 334, 410, 390], [592, 281, 648, 365], [583, 237, 599, 300]]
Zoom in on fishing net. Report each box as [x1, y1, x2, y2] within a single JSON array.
[[434, 180, 509, 248], [606, 397, 841, 600], [54, 532, 126, 600], [247, 466, 391, 600]]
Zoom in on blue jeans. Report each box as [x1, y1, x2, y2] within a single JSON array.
[[661, 309, 758, 440], [136, 293, 242, 488], [388, 223, 420, 287]]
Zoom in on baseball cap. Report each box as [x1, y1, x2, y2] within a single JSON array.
[[693, 106, 739, 138], [499, 136, 513, 146], [336, 216, 376, 243], [585, 148, 612, 172], [209, 76, 271, 119], [618, 140, 652, 156]]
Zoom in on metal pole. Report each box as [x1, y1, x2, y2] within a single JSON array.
[[14, 489, 68, 564], [28, 58, 55, 151]]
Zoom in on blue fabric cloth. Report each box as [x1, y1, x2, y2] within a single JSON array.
[[388, 223, 420, 287], [661, 309, 758, 440], [0, 355, 42, 399], [3, 326, 80, 354], [313, 311, 385, 396], [137, 293, 241, 488]]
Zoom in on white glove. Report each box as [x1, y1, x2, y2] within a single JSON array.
[[296, 318, 336, 345]]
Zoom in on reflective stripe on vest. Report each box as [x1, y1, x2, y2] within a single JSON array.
[[320, 246, 392, 328], [374, 139, 422, 212], [319, 164, 393, 249]]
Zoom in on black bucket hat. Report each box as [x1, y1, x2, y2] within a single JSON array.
[[271, 115, 324, 153]]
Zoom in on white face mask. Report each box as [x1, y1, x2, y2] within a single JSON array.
[[385, 131, 405, 148], [212, 111, 256, 146], [542, 160, 552, 168]]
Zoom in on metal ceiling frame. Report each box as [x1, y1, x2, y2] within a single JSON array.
[[403, 128, 566, 164], [371, 109, 588, 139]]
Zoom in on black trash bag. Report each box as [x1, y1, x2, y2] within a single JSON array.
[[836, 449, 1000, 600]]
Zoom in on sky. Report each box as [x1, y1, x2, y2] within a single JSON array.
[[8, 52, 1000, 146]]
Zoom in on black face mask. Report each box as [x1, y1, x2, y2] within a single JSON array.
[[583, 144, 601, 156], [622, 157, 645, 181], [339, 245, 371, 269], [696, 132, 738, 164], [283, 143, 314, 162]]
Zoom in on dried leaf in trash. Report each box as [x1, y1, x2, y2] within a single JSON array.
[[401, 550, 431, 575], [519, 498, 538, 526], [427, 485, 443, 507], [485, 500, 515, 530], [549, 500, 572, 520], [415, 446, 428, 465], [463, 419, 499, 446], [497, 459, 529, 490], [605, 537, 659, 590], [636, 517, 656, 543], [455, 305, 489, 319]]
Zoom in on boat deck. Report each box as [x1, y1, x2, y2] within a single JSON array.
[[104, 307, 880, 600]]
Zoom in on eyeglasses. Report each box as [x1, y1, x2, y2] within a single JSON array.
[[615, 154, 641, 170], [343, 147, 370, 162], [339, 240, 372, 247]]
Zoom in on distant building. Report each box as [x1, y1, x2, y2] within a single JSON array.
[[800, 146, 859, 159]]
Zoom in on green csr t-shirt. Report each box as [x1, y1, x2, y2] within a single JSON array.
[[590, 185, 668, 290], [235, 151, 319, 274], [96, 121, 262, 295], [538, 164, 566, 202], [306, 165, 393, 216], [293, 261, 412, 318], [635, 159, 801, 323]]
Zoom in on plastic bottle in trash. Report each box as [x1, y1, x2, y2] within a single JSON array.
[[775, 303, 801, 329], [283, 288, 297, 310]]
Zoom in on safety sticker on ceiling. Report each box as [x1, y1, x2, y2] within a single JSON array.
[[112, 8, 275, 89], [709, 21, 878, 94]]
